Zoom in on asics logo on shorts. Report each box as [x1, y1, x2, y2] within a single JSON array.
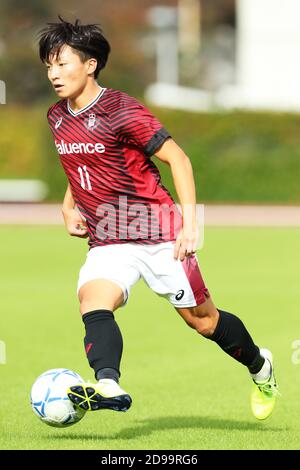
[[175, 289, 185, 301]]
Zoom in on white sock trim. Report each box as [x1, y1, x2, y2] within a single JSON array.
[[251, 358, 271, 383]]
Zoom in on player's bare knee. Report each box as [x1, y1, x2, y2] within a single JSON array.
[[182, 314, 215, 335], [193, 299, 218, 318], [78, 280, 124, 314], [79, 294, 114, 315], [193, 316, 217, 337], [78, 292, 93, 314], [79, 299, 92, 315], [184, 316, 197, 330], [79, 297, 120, 315]]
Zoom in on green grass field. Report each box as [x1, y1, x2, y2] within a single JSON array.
[[0, 226, 299, 450]]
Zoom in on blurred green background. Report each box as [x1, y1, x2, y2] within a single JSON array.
[[1, 106, 300, 202], [1, 0, 299, 203]]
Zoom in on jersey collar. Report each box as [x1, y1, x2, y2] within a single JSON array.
[[67, 87, 106, 116]]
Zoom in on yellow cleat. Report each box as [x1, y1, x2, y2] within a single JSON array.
[[67, 378, 132, 412], [251, 348, 279, 420]]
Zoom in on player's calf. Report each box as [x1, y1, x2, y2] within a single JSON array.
[[178, 305, 265, 372], [176, 298, 219, 336], [70, 308, 133, 412], [187, 315, 218, 336]]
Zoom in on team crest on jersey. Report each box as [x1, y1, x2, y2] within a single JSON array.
[[84, 113, 100, 131], [55, 117, 63, 129]]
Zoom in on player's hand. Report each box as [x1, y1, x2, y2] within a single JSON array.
[[62, 208, 88, 238], [174, 227, 198, 261]]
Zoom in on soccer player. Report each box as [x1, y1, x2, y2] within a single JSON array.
[[38, 17, 278, 419]]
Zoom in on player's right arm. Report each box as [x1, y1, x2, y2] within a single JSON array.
[[62, 184, 88, 238]]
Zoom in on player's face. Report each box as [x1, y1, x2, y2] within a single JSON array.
[[46, 45, 94, 100]]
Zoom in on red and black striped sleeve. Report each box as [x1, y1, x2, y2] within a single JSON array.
[[47, 100, 62, 126], [110, 102, 171, 157]]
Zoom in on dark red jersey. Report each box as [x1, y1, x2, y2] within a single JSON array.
[[47, 87, 182, 248]]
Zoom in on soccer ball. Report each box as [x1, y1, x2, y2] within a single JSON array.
[[30, 368, 86, 427]]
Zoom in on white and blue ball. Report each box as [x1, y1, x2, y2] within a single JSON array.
[[30, 368, 86, 427]]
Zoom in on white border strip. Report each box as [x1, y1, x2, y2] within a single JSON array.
[[67, 87, 106, 116]]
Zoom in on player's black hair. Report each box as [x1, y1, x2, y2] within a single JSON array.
[[38, 16, 111, 78]]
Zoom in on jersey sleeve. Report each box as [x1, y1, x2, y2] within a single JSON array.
[[47, 100, 62, 125], [47, 104, 57, 135], [110, 102, 171, 156], [47, 104, 55, 124], [47, 105, 54, 119]]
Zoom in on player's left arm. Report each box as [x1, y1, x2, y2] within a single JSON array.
[[154, 138, 198, 261]]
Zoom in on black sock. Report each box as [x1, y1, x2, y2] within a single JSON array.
[[207, 309, 264, 374], [83, 309, 123, 381], [96, 367, 120, 383]]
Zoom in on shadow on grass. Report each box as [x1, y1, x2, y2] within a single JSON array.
[[48, 415, 285, 442]]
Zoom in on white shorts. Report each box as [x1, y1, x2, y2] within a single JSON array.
[[77, 241, 210, 308]]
